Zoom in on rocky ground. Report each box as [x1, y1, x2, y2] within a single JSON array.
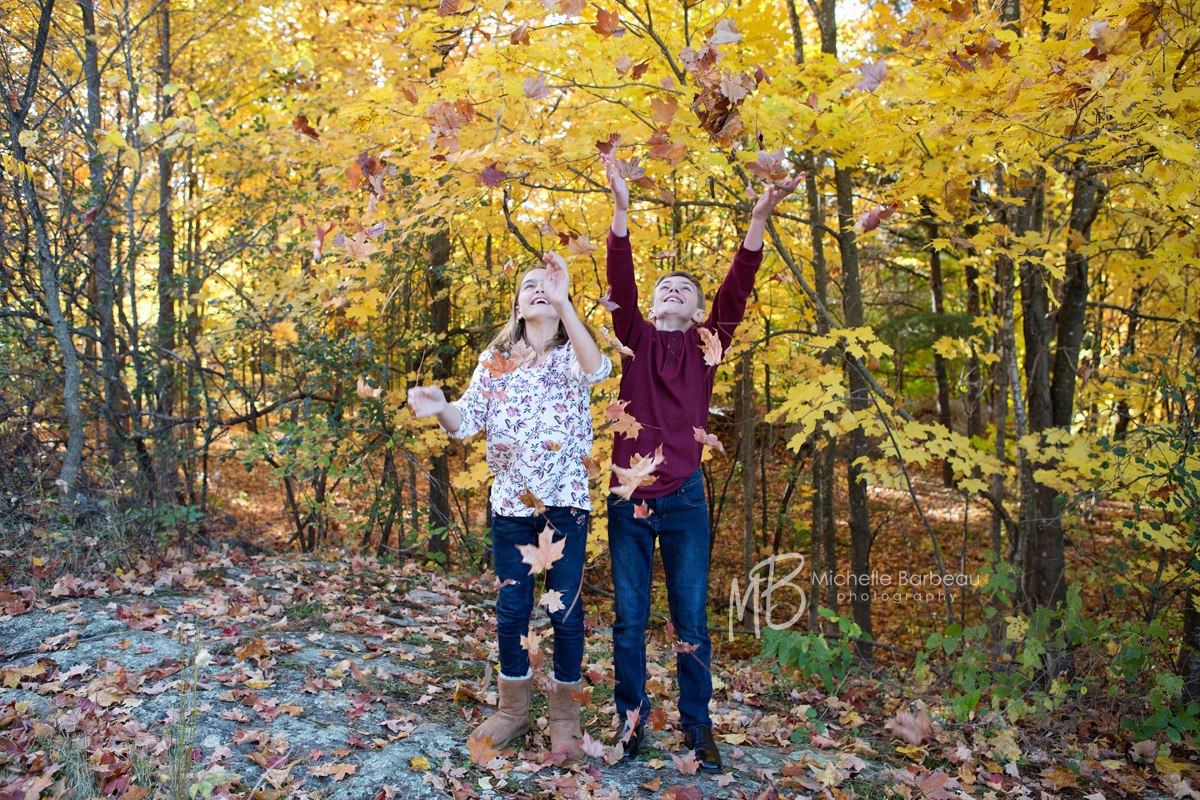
[[2, 547, 882, 800]]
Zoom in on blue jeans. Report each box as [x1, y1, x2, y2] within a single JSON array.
[[491, 507, 588, 683], [608, 468, 713, 732]]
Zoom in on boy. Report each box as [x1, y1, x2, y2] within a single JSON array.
[[602, 154, 800, 772]]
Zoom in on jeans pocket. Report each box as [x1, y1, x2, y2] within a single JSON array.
[[680, 478, 708, 509]]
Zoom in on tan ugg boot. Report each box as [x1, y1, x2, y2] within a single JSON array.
[[470, 673, 532, 751], [546, 680, 586, 763]]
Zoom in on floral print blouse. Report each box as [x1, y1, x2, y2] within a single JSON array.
[[443, 343, 612, 517]]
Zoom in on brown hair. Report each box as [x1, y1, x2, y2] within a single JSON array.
[[486, 267, 598, 355], [653, 270, 706, 310]]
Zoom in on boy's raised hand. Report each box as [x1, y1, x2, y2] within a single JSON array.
[[751, 174, 804, 220], [542, 251, 570, 308], [601, 153, 629, 212], [407, 386, 448, 418]]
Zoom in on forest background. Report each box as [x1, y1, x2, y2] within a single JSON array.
[[2, 0, 1200, 769]]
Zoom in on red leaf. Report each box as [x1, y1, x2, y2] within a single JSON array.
[[592, 8, 624, 38], [476, 162, 508, 186], [437, 0, 460, 16], [292, 114, 320, 140]]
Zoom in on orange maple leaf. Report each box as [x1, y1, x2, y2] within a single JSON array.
[[698, 328, 723, 366], [692, 426, 725, 453], [467, 733, 499, 765], [611, 446, 665, 500], [580, 455, 602, 479], [518, 484, 547, 515], [600, 327, 634, 359], [592, 8, 624, 37], [612, 411, 643, 440], [517, 526, 566, 574], [672, 750, 699, 775]]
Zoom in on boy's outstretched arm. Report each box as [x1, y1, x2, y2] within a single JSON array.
[[542, 251, 605, 375], [742, 175, 804, 251], [603, 153, 629, 237], [602, 153, 644, 345], [707, 175, 804, 346]]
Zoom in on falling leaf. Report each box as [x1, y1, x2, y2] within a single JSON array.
[[517, 525, 566, 574], [311, 222, 335, 262], [612, 411, 643, 439], [646, 128, 687, 165], [853, 59, 887, 92], [698, 328, 723, 366], [292, 115, 319, 140], [633, 503, 652, 519], [580, 733, 606, 758], [857, 202, 898, 232], [510, 22, 530, 45], [622, 708, 641, 741], [437, 0, 459, 16], [596, 133, 622, 155], [538, 590, 565, 613], [596, 288, 620, 311], [614, 54, 633, 76], [612, 446, 665, 500], [630, 61, 650, 79], [747, 148, 788, 181], [356, 377, 382, 399], [482, 343, 534, 377], [693, 427, 725, 453], [600, 327, 635, 359], [342, 231, 377, 263], [708, 18, 741, 45], [672, 639, 698, 654], [887, 709, 933, 745], [558, 0, 586, 15], [518, 485, 547, 515], [563, 234, 595, 256], [592, 8, 624, 37], [650, 96, 678, 127], [520, 629, 543, 654], [476, 162, 509, 186], [523, 72, 553, 100], [580, 455, 602, 479]]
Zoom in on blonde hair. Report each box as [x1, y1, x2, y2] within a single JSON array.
[[654, 270, 706, 310], [487, 267, 597, 355]]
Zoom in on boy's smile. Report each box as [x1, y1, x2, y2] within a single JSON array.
[[651, 276, 705, 330]]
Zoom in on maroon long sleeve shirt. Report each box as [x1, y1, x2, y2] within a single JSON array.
[[606, 229, 763, 498]]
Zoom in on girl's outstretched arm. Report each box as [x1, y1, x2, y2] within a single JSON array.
[[407, 386, 463, 433], [543, 252, 604, 375], [602, 153, 629, 237]]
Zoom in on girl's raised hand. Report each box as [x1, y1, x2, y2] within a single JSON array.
[[407, 386, 448, 418], [601, 153, 629, 211], [542, 251, 570, 308]]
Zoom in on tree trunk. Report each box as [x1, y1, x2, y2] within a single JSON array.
[[927, 216, 954, 486], [426, 226, 454, 565], [155, 0, 178, 499], [736, 350, 757, 594], [836, 164, 873, 659], [4, 0, 83, 510], [80, 0, 123, 469]]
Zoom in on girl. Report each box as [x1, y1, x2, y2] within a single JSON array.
[[408, 251, 610, 763]]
